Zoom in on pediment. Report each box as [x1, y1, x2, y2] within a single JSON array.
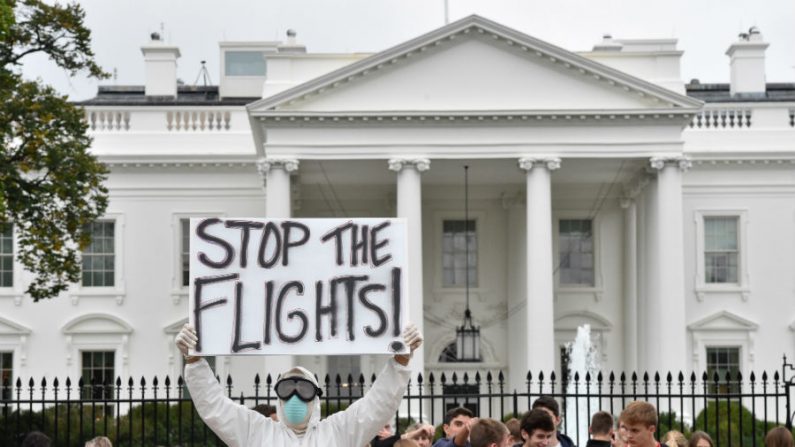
[[0, 316, 31, 335], [62, 313, 133, 335], [555, 311, 612, 331], [688, 311, 758, 332], [164, 317, 188, 335], [249, 15, 701, 115]]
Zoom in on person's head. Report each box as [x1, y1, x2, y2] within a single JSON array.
[[506, 418, 523, 444], [470, 418, 512, 447], [532, 396, 562, 427], [662, 430, 687, 447], [765, 427, 794, 447], [520, 409, 556, 447], [687, 431, 713, 447], [85, 436, 112, 447], [619, 402, 657, 447], [21, 431, 51, 447], [443, 407, 474, 438], [252, 404, 278, 421], [405, 422, 432, 447], [274, 366, 323, 434], [589, 411, 614, 441]]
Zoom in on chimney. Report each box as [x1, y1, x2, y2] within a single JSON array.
[[726, 27, 768, 97], [278, 29, 306, 54], [140, 32, 181, 97]]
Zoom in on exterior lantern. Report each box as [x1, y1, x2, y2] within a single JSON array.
[[455, 165, 482, 362]]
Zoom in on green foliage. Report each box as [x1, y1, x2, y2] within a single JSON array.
[[0, 401, 221, 447], [658, 411, 691, 439], [0, 0, 109, 301], [694, 401, 771, 447]]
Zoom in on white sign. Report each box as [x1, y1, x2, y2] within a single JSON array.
[[188, 218, 408, 356]]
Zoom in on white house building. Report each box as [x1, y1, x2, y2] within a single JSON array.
[[2, 16, 794, 400]]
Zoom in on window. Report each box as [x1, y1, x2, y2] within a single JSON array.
[[0, 224, 12, 287], [442, 220, 477, 287], [225, 51, 266, 76], [0, 352, 11, 401], [181, 219, 190, 287], [81, 351, 114, 400], [559, 219, 594, 286], [706, 347, 740, 393], [704, 217, 739, 284], [82, 221, 115, 287]]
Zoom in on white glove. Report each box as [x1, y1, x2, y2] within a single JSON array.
[[402, 323, 423, 357], [175, 323, 198, 358]]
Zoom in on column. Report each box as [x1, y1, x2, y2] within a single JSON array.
[[255, 157, 300, 378], [388, 157, 430, 376], [647, 156, 690, 375], [518, 157, 560, 375], [620, 197, 638, 373], [256, 157, 299, 218]]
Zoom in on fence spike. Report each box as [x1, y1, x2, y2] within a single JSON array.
[[610, 371, 616, 382], [451, 372, 458, 384], [370, 373, 377, 384], [574, 371, 580, 382], [526, 370, 533, 382], [773, 371, 780, 381], [736, 370, 742, 382], [116, 376, 122, 387], [359, 373, 365, 386], [750, 371, 756, 382], [643, 372, 649, 382], [486, 371, 493, 382], [631, 372, 638, 382], [153, 376, 159, 387], [66, 377, 72, 387], [417, 373, 424, 385], [53, 377, 59, 387], [678, 372, 684, 382], [429, 372, 435, 384], [475, 372, 481, 383], [266, 373, 273, 385], [463, 372, 469, 384], [177, 376, 184, 386], [666, 372, 672, 382], [762, 371, 768, 382], [29, 377, 34, 387], [654, 372, 660, 382], [128, 377, 134, 387], [78, 377, 85, 388], [347, 373, 353, 385], [497, 371, 504, 383], [254, 374, 260, 385], [227, 374, 233, 386], [540, 371, 546, 382], [712, 371, 719, 383], [165, 376, 171, 387], [41, 377, 47, 387], [335, 374, 342, 385], [724, 370, 731, 382], [140, 376, 146, 387], [585, 372, 591, 382], [440, 373, 447, 384], [597, 371, 603, 382], [324, 374, 330, 385]]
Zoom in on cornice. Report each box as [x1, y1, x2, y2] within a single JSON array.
[[98, 154, 256, 168], [248, 15, 702, 114], [254, 109, 696, 125]]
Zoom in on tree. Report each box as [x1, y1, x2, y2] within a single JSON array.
[[1, 0, 109, 301]]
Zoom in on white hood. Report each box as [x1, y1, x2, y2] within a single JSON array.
[[274, 366, 322, 435]]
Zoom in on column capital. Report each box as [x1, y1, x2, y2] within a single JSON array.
[[518, 157, 561, 172], [388, 157, 431, 172], [256, 157, 300, 176], [649, 156, 691, 172]]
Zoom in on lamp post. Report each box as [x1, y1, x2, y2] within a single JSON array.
[[455, 165, 481, 362]]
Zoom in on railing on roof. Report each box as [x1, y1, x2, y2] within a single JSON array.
[[690, 107, 753, 129]]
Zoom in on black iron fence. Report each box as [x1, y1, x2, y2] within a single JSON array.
[[2, 357, 794, 447]]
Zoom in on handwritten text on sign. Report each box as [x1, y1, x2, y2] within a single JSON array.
[[189, 218, 408, 356]]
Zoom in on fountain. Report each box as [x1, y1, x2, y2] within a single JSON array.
[[564, 324, 600, 446]]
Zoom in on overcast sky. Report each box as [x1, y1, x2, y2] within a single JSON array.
[[20, 0, 795, 100]]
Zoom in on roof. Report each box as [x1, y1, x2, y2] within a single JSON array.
[[75, 85, 258, 106], [686, 82, 795, 103]]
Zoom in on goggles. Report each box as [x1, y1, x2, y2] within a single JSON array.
[[274, 377, 323, 402]]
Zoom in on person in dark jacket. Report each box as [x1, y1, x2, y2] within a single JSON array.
[[585, 412, 613, 447], [531, 397, 577, 447]]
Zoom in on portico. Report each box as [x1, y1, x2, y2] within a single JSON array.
[[248, 15, 701, 387]]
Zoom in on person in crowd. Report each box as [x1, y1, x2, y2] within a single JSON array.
[[765, 427, 794, 447], [371, 422, 435, 447], [175, 322, 423, 447], [687, 431, 713, 447], [85, 436, 113, 447], [433, 407, 476, 447], [532, 397, 577, 447], [395, 439, 420, 447], [611, 422, 626, 447], [662, 430, 687, 447], [469, 418, 512, 447], [505, 418, 523, 445], [586, 411, 614, 447], [518, 409, 557, 447], [21, 431, 51, 447], [617, 402, 659, 447]]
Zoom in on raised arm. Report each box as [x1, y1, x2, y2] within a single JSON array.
[[324, 324, 423, 446]]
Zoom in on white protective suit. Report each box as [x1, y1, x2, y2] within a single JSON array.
[[184, 357, 411, 446]]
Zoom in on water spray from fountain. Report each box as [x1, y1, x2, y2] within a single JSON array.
[[564, 324, 601, 446]]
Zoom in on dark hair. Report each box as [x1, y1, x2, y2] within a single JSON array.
[[688, 431, 714, 447], [590, 411, 614, 436], [532, 396, 560, 417], [765, 427, 794, 447], [505, 418, 521, 440], [252, 404, 277, 417], [470, 418, 509, 447], [21, 431, 51, 447], [444, 407, 474, 425], [520, 409, 556, 437]]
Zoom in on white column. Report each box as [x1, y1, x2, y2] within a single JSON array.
[[505, 195, 528, 392], [620, 197, 638, 373], [388, 157, 430, 376], [647, 156, 690, 375], [255, 157, 300, 378], [257, 158, 299, 218], [518, 157, 560, 375]]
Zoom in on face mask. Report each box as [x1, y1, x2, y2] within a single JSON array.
[[283, 395, 309, 425]]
